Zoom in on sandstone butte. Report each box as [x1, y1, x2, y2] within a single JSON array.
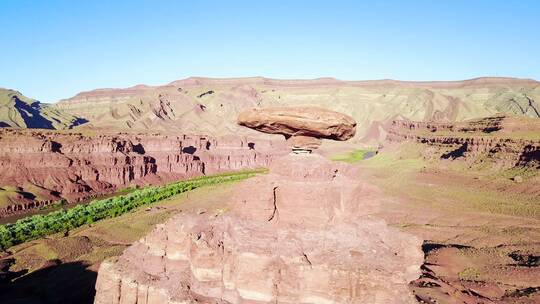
[[94, 107, 423, 304]]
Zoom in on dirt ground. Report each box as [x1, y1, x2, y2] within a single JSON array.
[[355, 150, 540, 304]]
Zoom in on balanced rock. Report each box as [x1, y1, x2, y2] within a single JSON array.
[[237, 106, 357, 141], [94, 107, 422, 304]]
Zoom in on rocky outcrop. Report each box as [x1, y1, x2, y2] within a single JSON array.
[[94, 154, 423, 304], [237, 106, 356, 140], [286, 135, 322, 150], [94, 107, 423, 303], [386, 115, 540, 169], [0, 129, 287, 217]]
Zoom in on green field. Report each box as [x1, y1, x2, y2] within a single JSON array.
[[331, 148, 377, 163]]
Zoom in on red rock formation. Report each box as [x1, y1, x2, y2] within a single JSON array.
[[237, 106, 357, 141], [0, 129, 287, 217], [94, 154, 423, 304], [286, 135, 322, 150], [94, 108, 422, 303], [385, 116, 540, 169]]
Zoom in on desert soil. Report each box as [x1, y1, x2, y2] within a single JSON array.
[[355, 151, 540, 304]]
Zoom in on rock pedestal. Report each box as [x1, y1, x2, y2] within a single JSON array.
[[94, 153, 423, 304], [94, 107, 422, 303]]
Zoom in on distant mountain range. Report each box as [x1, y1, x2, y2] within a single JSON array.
[[2, 77, 539, 142]]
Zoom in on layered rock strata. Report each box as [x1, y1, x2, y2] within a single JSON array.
[[94, 154, 423, 304], [52, 77, 540, 141], [238, 106, 356, 152], [386, 115, 540, 169], [94, 107, 422, 303], [0, 129, 286, 217], [237, 106, 357, 141]]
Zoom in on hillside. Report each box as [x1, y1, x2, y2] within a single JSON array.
[[0, 88, 85, 129], [1, 79, 539, 304], [54, 77, 540, 141]]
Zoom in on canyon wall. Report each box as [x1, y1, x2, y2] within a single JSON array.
[[0, 129, 287, 217], [385, 115, 540, 169]]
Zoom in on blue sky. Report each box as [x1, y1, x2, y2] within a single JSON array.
[[1, 0, 539, 102]]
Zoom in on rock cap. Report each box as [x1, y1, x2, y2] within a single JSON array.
[[237, 106, 356, 141]]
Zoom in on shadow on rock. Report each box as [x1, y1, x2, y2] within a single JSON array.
[[0, 260, 97, 304]]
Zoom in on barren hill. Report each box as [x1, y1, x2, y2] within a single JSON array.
[[54, 77, 540, 141], [2, 77, 540, 141], [0, 88, 85, 129]]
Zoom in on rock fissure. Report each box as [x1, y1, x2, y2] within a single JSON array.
[[268, 186, 278, 222], [302, 252, 312, 268]]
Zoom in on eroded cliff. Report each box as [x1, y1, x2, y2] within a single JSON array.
[[0, 129, 286, 217], [93, 107, 423, 304], [94, 154, 423, 304], [386, 115, 540, 170]]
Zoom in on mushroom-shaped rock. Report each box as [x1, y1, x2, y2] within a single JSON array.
[[237, 106, 356, 141], [93, 108, 423, 304]]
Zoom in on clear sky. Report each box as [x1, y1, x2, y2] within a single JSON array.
[[1, 0, 539, 102]]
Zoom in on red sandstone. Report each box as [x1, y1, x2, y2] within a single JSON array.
[[94, 154, 423, 304], [0, 129, 287, 217]]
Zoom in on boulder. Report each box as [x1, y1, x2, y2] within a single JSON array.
[[237, 106, 356, 141]]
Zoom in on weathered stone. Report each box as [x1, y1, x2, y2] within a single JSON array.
[[93, 107, 421, 303], [286, 135, 322, 150], [237, 106, 357, 141], [94, 155, 423, 304], [386, 116, 540, 170], [0, 129, 287, 217]]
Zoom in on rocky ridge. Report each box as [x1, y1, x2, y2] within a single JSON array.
[[3, 77, 540, 144], [0, 88, 84, 129]]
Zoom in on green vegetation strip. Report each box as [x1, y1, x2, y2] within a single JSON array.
[[0, 169, 265, 250], [331, 149, 376, 163]]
